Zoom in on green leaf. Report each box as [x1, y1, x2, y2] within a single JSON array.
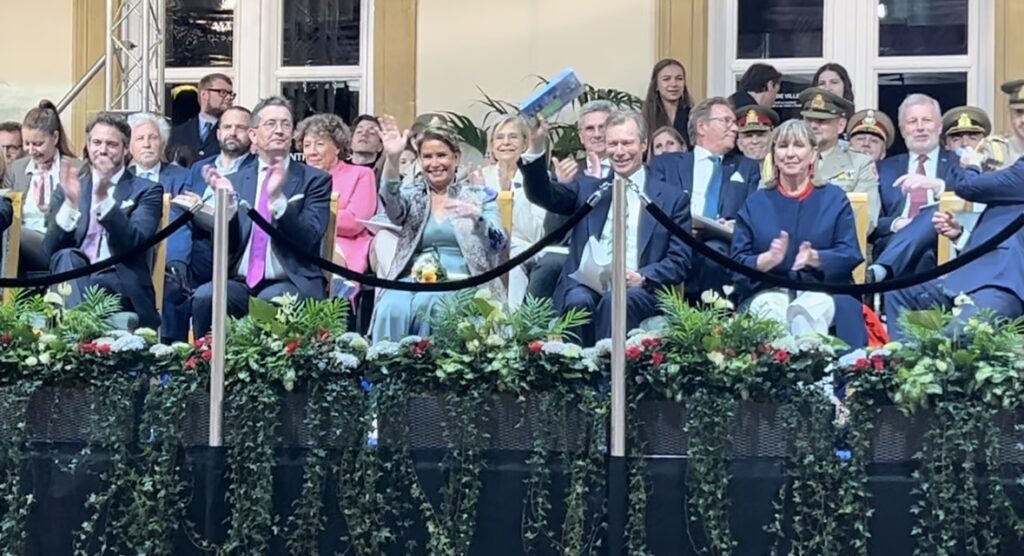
[[248, 298, 278, 324]]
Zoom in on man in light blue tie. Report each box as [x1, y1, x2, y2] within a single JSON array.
[[648, 97, 762, 299], [128, 112, 192, 341]]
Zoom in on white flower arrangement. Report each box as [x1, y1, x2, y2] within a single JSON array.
[[367, 341, 399, 361], [149, 344, 176, 359], [111, 334, 147, 353]]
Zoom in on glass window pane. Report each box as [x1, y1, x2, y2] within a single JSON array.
[[282, 0, 362, 66], [878, 0, 968, 56], [877, 72, 967, 155], [166, 0, 234, 67], [281, 81, 361, 156], [737, 0, 823, 59]]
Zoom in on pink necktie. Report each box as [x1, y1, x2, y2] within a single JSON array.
[[246, 165, 282, 289], [80, 209, 103, 263], [33, 174, 50, 212], [907, 154, 928, 218]]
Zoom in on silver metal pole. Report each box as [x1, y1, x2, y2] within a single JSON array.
[[610, 178, 627, 457], [154, 0, 166, 114], [208, 187, 229, 446], [56, 56, 106, 114], [104, 0, 114, 110], [140, 2, 150, 112]]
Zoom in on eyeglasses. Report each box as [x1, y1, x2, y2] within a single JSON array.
[[205, 88, 237, 100], [708, 116, 738, 128], [260, 120, 294, 132]]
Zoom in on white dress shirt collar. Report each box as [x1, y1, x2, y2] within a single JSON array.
[[91, 166, 126, 190], [25, 153, 62, 180], [132, 162, 161, 182]]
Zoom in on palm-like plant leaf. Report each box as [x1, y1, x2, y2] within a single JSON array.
[[440, 112, 489, 156]]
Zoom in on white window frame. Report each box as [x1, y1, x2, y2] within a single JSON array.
[[164, 0, 373, 116], [708, 0, 994, 115]]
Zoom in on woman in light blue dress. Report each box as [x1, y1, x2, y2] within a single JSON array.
[[370, 116, 507, 342]]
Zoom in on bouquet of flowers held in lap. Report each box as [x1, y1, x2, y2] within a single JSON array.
[[411, 251, 447, 283]]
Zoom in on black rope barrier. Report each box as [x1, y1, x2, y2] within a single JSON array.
[[0, 210, 196, 288], [246, 191, 601, 292], [643, 200, 1024, 296]]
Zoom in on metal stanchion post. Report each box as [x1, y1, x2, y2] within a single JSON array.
[[608, 178, 627, 553], [208, 187, 229, 446]]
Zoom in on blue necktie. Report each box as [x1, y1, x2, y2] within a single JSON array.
[[703, 155, 722, 218], [200, 121, 212, 143]]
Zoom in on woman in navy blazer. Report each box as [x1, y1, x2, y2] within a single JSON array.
[[731, 120, 867, 348]]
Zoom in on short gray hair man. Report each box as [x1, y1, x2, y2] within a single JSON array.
[[127, 112, 171, 143]]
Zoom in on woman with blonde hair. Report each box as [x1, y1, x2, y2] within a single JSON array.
[[481, 114, 553, 308], [730, 119, 867, 347]]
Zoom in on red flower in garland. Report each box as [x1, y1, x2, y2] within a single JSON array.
[[528, 341, 544, 355], [201, 350, 213, 362], [773, 350, 790, 364], [625, 345, 644, 361], [96, 343, 111, 355], [641, 337, 662, 348], [0, 334, 12, 347], [411, 339, 431, 357], [193, 335, 210, 349], [870, 355, 886, 372], [853, 357, 870, 372], [650, 351, 665, 368], [80, 341, 110, 355], [184, 356, 198, 370], [285, 340, 300, 355], [317, 329, 331, 341]]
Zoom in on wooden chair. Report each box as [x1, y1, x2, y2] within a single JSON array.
[[323, 192, 341, 284], [152, 193, 170, 313], [1, 192, 22, 304], [937, 191, 973, 265], [846, 192, 869, 283]]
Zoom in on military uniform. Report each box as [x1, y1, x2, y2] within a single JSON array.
[[734, 104, 780, 183], [988, 80, 1024, 169], [799, 88, 881, 232], [847, 109, 895, 147]]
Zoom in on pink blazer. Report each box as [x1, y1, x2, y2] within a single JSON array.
[[329, 161, 378, 274]]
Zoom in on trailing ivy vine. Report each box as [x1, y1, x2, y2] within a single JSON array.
[[685, 390, 737, 556]]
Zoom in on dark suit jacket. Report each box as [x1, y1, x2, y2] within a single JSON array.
[[519, 156, 692, 309], [147, 164, 193, 265], [169, 117, 220, 161], [647, 151, 761, 220], [225, 161, 331, 299], [0, 196, 12, 233], [43, 171, 164, 328], [728, 91, 758, 109], [944, 160, 1024, 302], [875, 149, 964, 242], [187, 154, 257, 285]]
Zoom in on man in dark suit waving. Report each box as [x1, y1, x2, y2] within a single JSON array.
[[648, 96, 761, 296], [520, 110, 691, 346], [191, 96, 331, 337], [885, 154, 1024, 339], [168, 73, 234, 161], [45, 113, 164, 329]]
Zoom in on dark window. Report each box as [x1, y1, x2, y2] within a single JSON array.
[[737, 0, 824, 59], [282, 81, 361, 156], [282, 0, 362, 66], [166, 0, 234, 67], [878, 0, 969, 56], [877, 72, 967, 155]]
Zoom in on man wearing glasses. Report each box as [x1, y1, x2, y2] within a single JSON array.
[[169, 73, 235, 161], [649, 96, 761, 297]]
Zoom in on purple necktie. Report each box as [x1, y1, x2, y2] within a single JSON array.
[[245, 165, 282, 289]]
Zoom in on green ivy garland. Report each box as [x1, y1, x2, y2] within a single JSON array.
[[0, 380, 41, 554], [684, 389, 737, 556]]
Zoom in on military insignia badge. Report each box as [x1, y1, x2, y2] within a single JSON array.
[[864, 110, 876, 126], [811, 94, 826, 110], [745, 109, 758, 125], [957, 112, 972, 130]]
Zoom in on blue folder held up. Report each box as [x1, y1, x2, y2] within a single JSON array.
[[519, 69, 586, 120]]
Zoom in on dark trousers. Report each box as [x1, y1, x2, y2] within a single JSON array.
[[833, 295, 869, 349], [686, 238, 731, 296], [526, 252, 567, 300], [50, 248, 134, 312], [562, 284, 659, 346], [19, 230, 50, 274], [191, 278, 304, 337], [161, 265, 192, 342], [884, 281, 1023, 340], [874, 206, 938, 276]]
